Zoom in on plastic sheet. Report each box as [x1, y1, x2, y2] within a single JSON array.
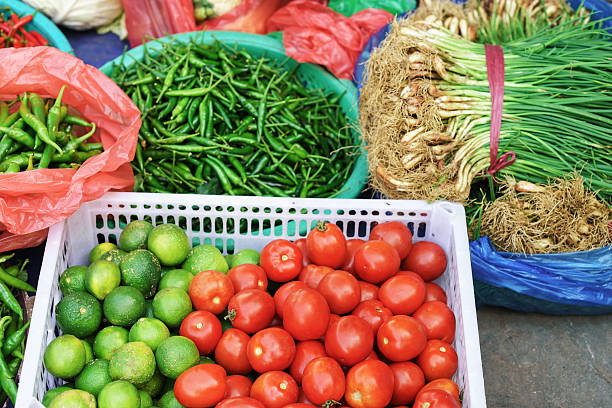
[[0, 228, 48, 253], [328, 0, 417, 16], [199, 0, 285, 35]]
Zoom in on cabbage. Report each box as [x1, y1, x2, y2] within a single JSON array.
[[23, 0, 123, 30]]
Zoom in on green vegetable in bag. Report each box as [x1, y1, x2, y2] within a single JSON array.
[[328, 0, 417, 16]]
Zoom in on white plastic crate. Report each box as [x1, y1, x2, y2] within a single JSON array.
[[18, 192, 486, 408]]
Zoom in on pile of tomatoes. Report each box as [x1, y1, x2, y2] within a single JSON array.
[[175, 221, 462, 408]]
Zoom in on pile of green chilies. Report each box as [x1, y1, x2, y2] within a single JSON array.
[[109, 38, 358, 197]]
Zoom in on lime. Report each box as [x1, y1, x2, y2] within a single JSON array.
[[120, 220, 154, 252], [109, 342, 155, 386], [152, 288, 192, 328], [81, 339, 94, 363], [155, 336, 199, 379], [158, 390, 184, 408], [98, 380, 141, 408], [75, 359, 112, 397], [121, 249, 162, 298], [224, 254, 233, 266], [100, 249, 128, 268], [139, 390, 154, 408], [56, 292, 102, 338], [60, 266, 88, 296], [144, 299, 155, 318], [89, 243, 118, 264], [147, 224, 191, 267], [158, 269, 193, 293], [103, 286, 145, 327], [44, 335, 87, 380], [129, 317, 170, 352], [42, 385, 73, 407], [137, 369, 165, 398], [48, 389, 96, 408], [86, 260, 121, 300], [182, 244, 228, 275], [231, 249, 260, 267], [93, 326, 129, 360]]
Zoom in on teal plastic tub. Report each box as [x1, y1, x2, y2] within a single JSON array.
[[100, 31, 368, 199]]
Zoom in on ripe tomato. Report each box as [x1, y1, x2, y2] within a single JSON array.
[[273, 281, 307, 319], [294, 238, 310, 266], [345, 360, 394, 408], [190, 270, 234, 315], [179, 310, 222, 355], [416, 340, 458, 381], [402, 241, 447, 282], [215, 328, 252, 374], [283, 288, 330, 341], [225, 375, 253, 398], [327, 314, 340, 333], [324, 315, 373, 367], [297, 387, 313, 404], [417, 378, 461, 404], [228, 264, 268, 292], [425, 282, 448, 304], [299, 264, 334, 289], [306, 222, 347, 269], [412, 301, 456, 343], [389, 361, 425, 405], [174, 363, 226, 408], [289, 341, 327, 384], [302, 357, 345, 405], [369, 221, 413, 260], [341, 239, 366, 274], [358, 281, 379, 302], [351, 300, 392, 334], [317, 270, 361, 314], [250, 371, 298, 408], [247, 327, 296, 373], [377, 315, 427, 362], [260, 240, 303, 282], [364, 349, 380, 361], [354, 240, 400, 284], [216, 397, 265, 408], [227, 289, 275, 334], [284, 404, 315, 408], [378, 272, 425, 315], [413, 389, 460, 408]]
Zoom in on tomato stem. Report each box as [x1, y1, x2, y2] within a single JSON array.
[[315, 221, 327, 232], [322, 400, 341, 408], [224, 309, 237, 322]]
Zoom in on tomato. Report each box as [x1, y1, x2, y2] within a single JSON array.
[[216, 397, 265, 408], [354, 240, 400, 284], [317, 270, 361, 314], [289, 341, 327, 384], [302, 357, 345, 405], [413, 389, 460, 408], [228, 264, 268, 292], [425, 282, 448, 304], [416, 340, 458, 381], [401, 241, 447, 282], [351, 300, 392, 334], [345, 360, 394, 408], [283, 288, 330, 341], [358, 281, 379, 302], [215, 328, 252, 374], [369, 221, 413, 260], [324, 315, 373, 367], [283, 404, 314, 408], [227, 289, 275, 334], [417, 379, 460, 404], [179, 310, 222, 355], [306, 222, 347, 269], [273, 281, 308, 319], [269, 315, 282, 327], [174, 363, 226, 408], [297, 387, 313, 404], [247, 327, 296, 373], [225, 375, 253, 398], [389, 361, 425, 405], [377, 315, 427, 362], [378, 272, 425, 315], [250, 371, 298, 408], [412, 301, 456, 343], [326, 314, 340, 333], [341, 238, 366, 274], [260, 240, 303, 282], [299, 264, 334, 289], [294, 238, 310, 266], [364, 349, 380, 361], [190, 270, 235, 315]]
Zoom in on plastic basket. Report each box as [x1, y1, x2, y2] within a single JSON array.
[[99, 31, 368, 200]]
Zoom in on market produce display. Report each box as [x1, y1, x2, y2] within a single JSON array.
[[193, 0, 241, 23], [0, 7, 49, 48]]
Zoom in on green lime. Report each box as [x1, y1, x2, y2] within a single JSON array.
[[86, 260, 121, 300], [139, 390, 154, 408], [48, 389, 96, 408], [182, 244, 228, 275], [89, 243, 119, 264], [129, 317, 170, 352], [98, 380, 141, 408], [93, 326, 129, 360], [121, 250, 162, 298], [155, 336, 199, 379], [44, 335, 87, 380], [100, 249, 128, 268], [147, 224, 191, 267], [56, 292, 102, 338], [137, 369, 165, 398], [109, 342, 155, 386], [144, 299, 155, 318], [158, 269, 193, 293], [42, 385, 74, 407], [75, 359, 112, 397], [158, 390, 184, 408], [103, 286, 145, 326], [152, 288, 192, 328], [231, 249, 260, 267], [224, 254, 234, 266], [120, 220, 154, 252], [60, 266, 88, 296], [81, 339, 94, 363]]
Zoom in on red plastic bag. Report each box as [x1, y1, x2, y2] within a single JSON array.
[[198, 0, 284, 34], [0, 47, 140, 242], [267, 0, 393, 79], [0, 228, 48, 253]]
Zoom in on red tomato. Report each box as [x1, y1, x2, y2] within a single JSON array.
[[227, 289, 275, 334], [247, 327, 296, 373], [269, 315, 282, 327], [417, 379, 461, 404], [416, 340, 458, 381], [228, 264, 268, 292], [425, 282, 448, 304], [299, 264, 334, 289], [389, 362, 425, 405], [317, 270, 361, 314], [306, 222, 347, 269], [190, 271, 235, 315], [412, 301, 456, 343], [260, 240, 303, 282], [179, 310, 222, 355], [302, 357, 345, 405], [358, 281, 379, 302], [351, 300, 392, 334], [283, 404, 314, 408], [364, 350, 380, 361], [250, 371, 298, 408], [378, 272, 425, 315], [377, 315, 427, 362], [289, 341, 327, 384], [326, 314, 340, 333], [273, 281, 307, 319], [413, 389, 460, 408], [174, 363, 226, 408], [216, 397, 265, 408], [353, 240, 400, 284], [345, 360, 394, 408], [324, 315, 373, 367], [369, 221, 413, 260], [297, 387, 313, 404], [402, 241, 447, 282], [294, 238, 310, 266], [225, 375, 252, 398], [341, 239, 366, 274], [283, 288, 330, 341], [215, 328, 252, 374]]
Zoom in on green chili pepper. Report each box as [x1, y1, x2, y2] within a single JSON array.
[[20, 95, 62, 154], [0, 350, 17, 404], [2, 321, 29, 356], [0, 127, 35, 149], [0, 282, 20, 320], [203, 158, 234, 194]]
